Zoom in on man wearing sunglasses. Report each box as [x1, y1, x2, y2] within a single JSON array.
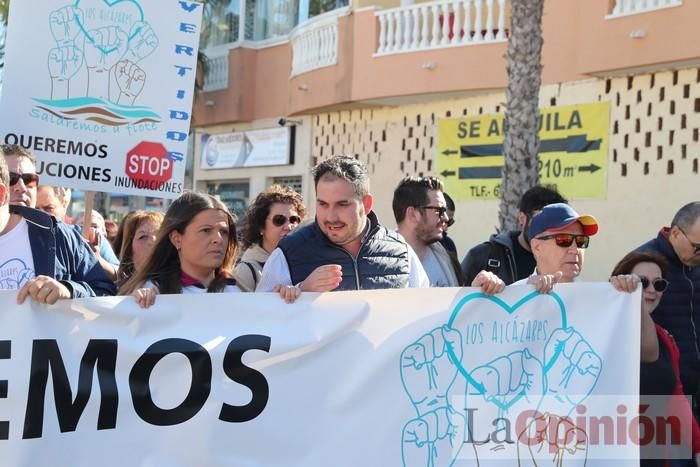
[[1, 144, 39, 208], [523, 202, 599, 289], [393, 176, 465, 287], [461, 185, 566, 286], [636, 201, 700, 422], [0, 153, 116, 303]]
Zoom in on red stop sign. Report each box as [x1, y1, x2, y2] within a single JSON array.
[[125, 142, 173, 184]]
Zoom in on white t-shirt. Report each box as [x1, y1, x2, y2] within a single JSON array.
[[421, 247, 450, 287], [0, 218, 35, 290]]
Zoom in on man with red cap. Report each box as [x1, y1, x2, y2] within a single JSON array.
[[519, 203, 637, 293]]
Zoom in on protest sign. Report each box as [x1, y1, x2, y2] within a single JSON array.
[[0, 285, 682, 466], [0, 0, 203, 198]]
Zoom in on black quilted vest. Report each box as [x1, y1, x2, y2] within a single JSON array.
[[278, 212, 410, 290]]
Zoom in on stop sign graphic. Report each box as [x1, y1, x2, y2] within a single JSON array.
[[125, 142, 173, 184]]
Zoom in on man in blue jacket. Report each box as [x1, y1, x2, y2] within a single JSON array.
[[637, 201, 700, 419], [0, 153, 116, 303]]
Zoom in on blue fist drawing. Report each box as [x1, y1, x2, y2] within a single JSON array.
[[543, 327, 602, 415], [400, 326, 467, 466], [400, 295, 602, 467], [468, 349, 546, 411]]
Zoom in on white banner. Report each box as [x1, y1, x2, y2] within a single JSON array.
[[0, 0, 203, 198], [200, 127, 292, 170], [0, 285, 650, 466]]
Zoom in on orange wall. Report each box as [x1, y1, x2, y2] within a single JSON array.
[[193, 0, 700, 126], [577, 0, 700, 75]]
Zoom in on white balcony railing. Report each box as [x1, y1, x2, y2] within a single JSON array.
[[375, 0, 508, 55], [290, 9, 348, 77], [202, 49, 229, 92], [609, 0, 682, 17]]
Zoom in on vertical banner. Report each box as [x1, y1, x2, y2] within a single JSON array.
[[0, 0, 203, 198]]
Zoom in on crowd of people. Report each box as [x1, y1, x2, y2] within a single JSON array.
[[1, 145, 699, 465]]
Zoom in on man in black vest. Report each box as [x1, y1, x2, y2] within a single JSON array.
[[257, 156, 504, 299], [257, 156, 428, 295], [636, 201, 700, 420]]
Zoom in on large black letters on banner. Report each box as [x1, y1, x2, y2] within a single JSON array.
[[219, 335, 271, 423], [22, 339, 119, 439], [129, 338, 212, 426]]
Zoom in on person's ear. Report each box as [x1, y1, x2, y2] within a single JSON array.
[[0, 183, 7, 206], [362, 193, 373, 214], [669, 225, 681, 240], [407, 206, 421, 223], [169, 230, 182, 251], [530, 238, 542, 259], [517, 212, 528, 228]]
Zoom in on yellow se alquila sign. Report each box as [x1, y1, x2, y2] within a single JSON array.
[[437, 102, 610, 200]]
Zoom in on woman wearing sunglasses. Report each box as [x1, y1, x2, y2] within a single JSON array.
[[236, 185, 307, 292], [612, 251, 700, 467]]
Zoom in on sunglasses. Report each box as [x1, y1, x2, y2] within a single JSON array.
[[271, 214, 301, 227], [9, 172, 39, 187], [639, 276, 669, 292], [678, 227, 700, 255], [535, 233, 590, 249], [420, 205, 448, 218]]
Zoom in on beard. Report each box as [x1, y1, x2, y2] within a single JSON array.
[[416, 222, 442, 246]]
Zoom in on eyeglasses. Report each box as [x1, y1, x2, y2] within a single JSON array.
[[639, 276, 669, 292], [419, 205, 448, 218], [678, 227, 700, 255], [271, 214, 301, 227], [9, 172, 39, 187], [535, 233, 590, 249]]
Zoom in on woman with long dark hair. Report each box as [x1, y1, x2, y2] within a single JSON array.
[[120, 192, 241, 307]]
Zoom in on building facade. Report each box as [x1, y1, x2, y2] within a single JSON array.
[[193, 0, 700, 279]]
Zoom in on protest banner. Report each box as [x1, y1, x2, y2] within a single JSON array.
[[0, 0, 203, 198], [0, 284, 688, 466]]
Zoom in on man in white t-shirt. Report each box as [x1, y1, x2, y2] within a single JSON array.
[[0, 153, 115, 303]]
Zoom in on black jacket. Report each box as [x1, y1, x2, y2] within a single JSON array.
[[10, 205, 116, 297], [637, 229, 700, 398], [461, 230, 528, 285]]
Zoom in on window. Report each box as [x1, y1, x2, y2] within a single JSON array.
[[201, 0, 241, 48], [207, 181, 250, 219], [201, 0, 349, 45], [271, 176, 303, 195], [245, 0, 348, 41]]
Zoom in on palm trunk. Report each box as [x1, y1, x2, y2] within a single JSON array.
[[499, 0, 544, 232]]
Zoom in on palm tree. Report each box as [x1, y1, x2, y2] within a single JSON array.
[[498, 0, 544, 231], [0, 0, 8, 86]]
